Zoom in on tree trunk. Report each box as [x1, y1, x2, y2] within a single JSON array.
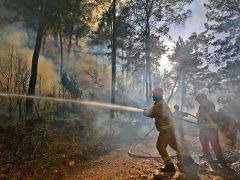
[[126, 58, 130, 92], [9, 105, 12, 120], [75, 31, 79, 47], [121, 50, 124, 93], [145, 59, 148, 100], [67, 24, 74, 55], [145, 13, 152, 98], [181, 73, 186, 111], [42, 31, 47, 56], [75, 31, 79, 60], [26, 0, 47, 116], [111, 0, 117, 120], [17, 100, 22, 119], [167, 73, 181, 105], [208, 83, 212, 96], [59, 29, 64, 81], [121, 64, 124, 93]]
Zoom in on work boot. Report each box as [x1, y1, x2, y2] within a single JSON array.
[[160, 163, 176, 172]]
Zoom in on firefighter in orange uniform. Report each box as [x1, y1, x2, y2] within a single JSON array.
[[144, 87, 194, 172], [195, 93, 224, 163]]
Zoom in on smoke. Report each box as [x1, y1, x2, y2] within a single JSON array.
[[169, 0, 207, 40], [0, 21, 147, 146], [0, 26, 112, 95], [72, 53, 111, 91], [0, 24, 57, 93]]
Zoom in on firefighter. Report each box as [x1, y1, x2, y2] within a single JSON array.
[[195, 93, 225, 163], [172, 104, 188, 145], [143, 87, 194, 172]]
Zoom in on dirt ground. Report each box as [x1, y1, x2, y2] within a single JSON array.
[[67, 148, 240, 180], [67, 134, 240, 180], [1, 130, 240, 180]]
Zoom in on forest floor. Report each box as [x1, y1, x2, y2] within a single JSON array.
[[67, 148, 240, 180], [1, 126, 240, 180], [67, 135, 240, 180]]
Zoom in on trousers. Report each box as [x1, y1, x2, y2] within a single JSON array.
[[156, 129, 179, 164], [199, 128, 224, 160]]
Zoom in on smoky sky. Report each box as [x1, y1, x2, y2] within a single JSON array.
[[169, 0, 207, 42], [162, 0, 220, 71]]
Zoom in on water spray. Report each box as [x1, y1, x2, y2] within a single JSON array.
[[0, 92, 198, 123], [0, 92, 199, 160], [0, 93, 143, 113]]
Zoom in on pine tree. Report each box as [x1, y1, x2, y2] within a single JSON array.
[[205, 0, 240, 64]]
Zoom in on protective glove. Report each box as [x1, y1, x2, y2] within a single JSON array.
[[143, 109, 149, 117]]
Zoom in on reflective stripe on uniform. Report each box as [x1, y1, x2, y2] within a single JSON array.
[[160, 124, 173, 130], [162, 156, 171, 161], [200, 123, 218, 129]]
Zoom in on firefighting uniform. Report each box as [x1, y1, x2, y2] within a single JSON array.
[[198, 99, 224, 160], [144, 100, 185, 165]]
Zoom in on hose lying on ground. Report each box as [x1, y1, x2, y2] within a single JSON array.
[[128, 113, 198, 159]]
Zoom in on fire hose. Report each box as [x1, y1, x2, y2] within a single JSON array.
[[128, 113, 198, 159]]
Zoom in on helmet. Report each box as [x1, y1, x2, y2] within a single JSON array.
[[152, 87, 164, 96], [195, 93, 207, 101], [152, 87, 163, 102], [174, 104, 179, 110]]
